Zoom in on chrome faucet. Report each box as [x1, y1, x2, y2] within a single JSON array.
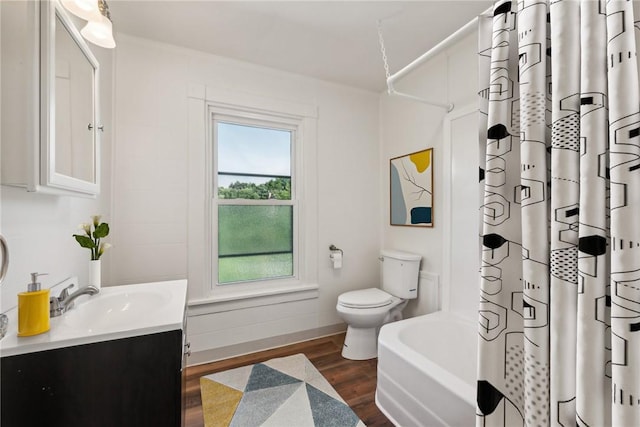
[[50, 284, 99, 317]]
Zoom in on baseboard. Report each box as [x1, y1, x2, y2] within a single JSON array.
[[187, 323, 347, 366]]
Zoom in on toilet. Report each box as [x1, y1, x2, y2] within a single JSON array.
[[336, 249, 421, 360]]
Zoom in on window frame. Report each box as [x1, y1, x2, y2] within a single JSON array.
[[206, 104, 303, 293]]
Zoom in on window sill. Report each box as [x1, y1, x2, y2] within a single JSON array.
[[187, 283, 319, 316]]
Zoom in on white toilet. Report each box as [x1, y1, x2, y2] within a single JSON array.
[[336, 249, 421, 360]]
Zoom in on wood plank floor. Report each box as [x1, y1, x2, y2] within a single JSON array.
[[183, 333, 393, 427]]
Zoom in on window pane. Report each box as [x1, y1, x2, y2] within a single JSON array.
[[219, 253, 293, 284], [217, 122, 291, 200], [218, 205, 293, 283]]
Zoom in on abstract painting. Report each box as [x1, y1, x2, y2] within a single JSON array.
[[390, 148, 433, 227]]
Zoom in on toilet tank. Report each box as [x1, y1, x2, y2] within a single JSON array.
[[381, 250, 422, 299]]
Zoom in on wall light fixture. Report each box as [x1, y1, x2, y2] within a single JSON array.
[[61, 0, 116, 49]]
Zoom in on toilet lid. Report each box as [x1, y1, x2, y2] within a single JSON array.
[[338, 288, 393, 308]]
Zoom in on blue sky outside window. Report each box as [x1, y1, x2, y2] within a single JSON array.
[[217, 122, 291, 191]]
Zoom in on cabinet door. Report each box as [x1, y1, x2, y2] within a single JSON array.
[[1, 330, 183, 427], [40, 0, 100, 195], [0, 1, 100, 196]]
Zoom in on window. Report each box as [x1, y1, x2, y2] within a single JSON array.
[[212, 115, 298, 285]]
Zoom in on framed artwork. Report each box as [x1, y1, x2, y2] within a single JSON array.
[[390, 148, 433, 227]]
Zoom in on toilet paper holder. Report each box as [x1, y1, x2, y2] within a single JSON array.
[[329, 244, 343, 256], [329, 245, 343, 269]]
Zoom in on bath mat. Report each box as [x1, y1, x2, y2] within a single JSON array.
[[200, 353, 365, 427]]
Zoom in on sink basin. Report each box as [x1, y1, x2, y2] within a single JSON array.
[[0, 278, 188, 358], [62, 288, 172, 332]]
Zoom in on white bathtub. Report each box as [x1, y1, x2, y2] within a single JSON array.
[[376, 311, 478, 427]]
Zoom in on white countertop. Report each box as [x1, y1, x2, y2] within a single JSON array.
[[0, 279, 187, 358]]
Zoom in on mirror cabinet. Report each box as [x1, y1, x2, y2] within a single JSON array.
[[1, 0, 100, 196]]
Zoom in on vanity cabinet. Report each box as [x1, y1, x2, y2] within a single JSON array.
[[0, 0, 100, 196], [1, 330, 185, 427]]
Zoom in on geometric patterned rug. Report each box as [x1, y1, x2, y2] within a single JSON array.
[[200, 353, 365, 427]]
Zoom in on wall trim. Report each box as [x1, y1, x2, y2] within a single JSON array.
[[188, 283, 319, 315], [205, 86, 318, 118], [442, 103, 477, 312], [187, 323, 346, 366]]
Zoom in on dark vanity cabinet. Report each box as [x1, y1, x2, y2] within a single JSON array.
[[1, 329, 185, 427]]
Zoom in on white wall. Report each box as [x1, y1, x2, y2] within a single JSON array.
[[380, 32, 479, 319], [112, 35, 381, 361], [0, 3, 113, 313]]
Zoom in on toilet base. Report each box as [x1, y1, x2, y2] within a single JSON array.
[[341, 326, 378, 360]]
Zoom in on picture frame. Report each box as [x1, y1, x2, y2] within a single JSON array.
[[390, 148, 434, 227]]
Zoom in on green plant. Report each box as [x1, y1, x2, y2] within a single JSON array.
[[73, 215, 111, 260]]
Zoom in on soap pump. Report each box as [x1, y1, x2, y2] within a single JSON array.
[[18, 272, 50, 337]]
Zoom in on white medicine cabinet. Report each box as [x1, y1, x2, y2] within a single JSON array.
[[0, 0, 101, 196]]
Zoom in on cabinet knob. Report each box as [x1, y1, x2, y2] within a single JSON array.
[[184, 342, 191, 357], [87, 124, 105, 132]]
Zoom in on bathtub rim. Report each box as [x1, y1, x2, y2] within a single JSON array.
[[377, 310, 478, 408]]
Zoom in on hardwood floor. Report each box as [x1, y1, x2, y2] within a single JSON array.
[[183, 333, 394, 427]]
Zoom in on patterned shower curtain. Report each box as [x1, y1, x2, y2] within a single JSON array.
[[477, 1, 640, 426]]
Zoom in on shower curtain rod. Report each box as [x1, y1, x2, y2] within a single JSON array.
[[386, 7, 492, 112]]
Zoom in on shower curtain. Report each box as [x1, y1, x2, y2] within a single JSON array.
[[477, 1, 640, 426]]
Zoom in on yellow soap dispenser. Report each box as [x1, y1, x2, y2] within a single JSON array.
[[18, 272, 50, 337]]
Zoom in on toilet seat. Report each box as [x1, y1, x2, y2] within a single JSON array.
[[338, 288, 393, 309]]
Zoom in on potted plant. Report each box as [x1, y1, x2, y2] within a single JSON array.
[[73, 215, 110, 288]]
